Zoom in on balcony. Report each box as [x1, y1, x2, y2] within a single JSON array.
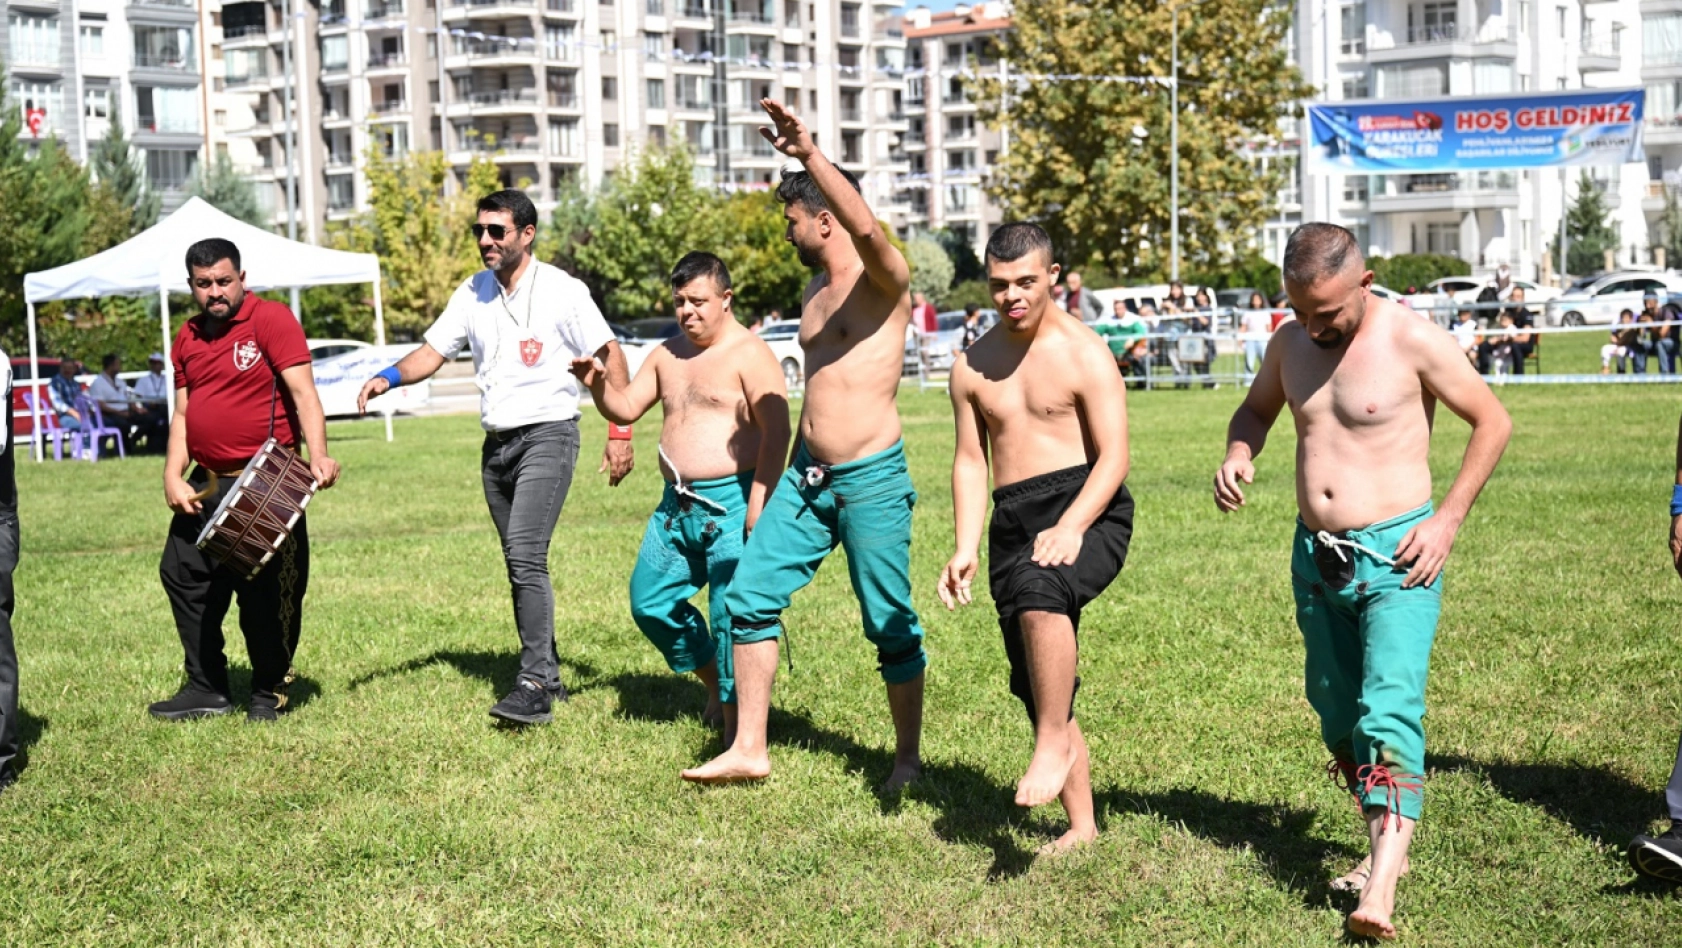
[[1368, 171, 1518, 213], [448, 88, 543, 115], [225, 69, 269, 89], [326, 150, 355, 170], [839, 107, 864, 124], [452, 135, 543, 161], [448, 39, 540, 68], [367, 51, 408, 69], [221, 24, 271, 46], [1644, 180, 1682, 212], [370, 99, 410, 116], [1580, 33, 1622, 72], [132, 53, 199, 75], [1366, 22, 1519, 64], [547, 91, 581, 108], [128, 0, 198, 22], [674, 2, 710, 22], [1649, 116, 1682, 145], [442, 0, 549, 19], [363, 1, 406, 20]]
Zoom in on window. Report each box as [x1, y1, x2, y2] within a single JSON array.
[[1341, 175, 1369, 203], [80, 22, 104, 57], [225, 48, 267, 83], [945, 114, 974, 138], [1516, 0, 1530, 33], [945, 149, 974, 171], [1341, 72, 1369, 99], [144, 149, 198, 190], [648, 124, 666, 146], [1376, 63, 1446, 98], [1339, 4, 1364, 55], [601, 29, 617, 50], [603, 76, 617, 100], [646, 0, 663, 14], [8, 15, 60, 67], [545, 26, 578, 62], [132, 25, 196, 70], [327, 176, 355, 211], [12, 80, 61, 134], [646, 78, 665, 109], [1650, 80, 1682, 122], [604, 123, 619, 146], [840, 3, 859, 38], [549, 118, 580, 155], [1648, 15, 1682, 67], [1473, 62, 1514, 94], [1409, 2, 1456, 42], [1425, 221, 1460, 257], [84, 86, 111, 125], [320, 35, 349, 70], [136, 86, 200, 133], [213, 109, 226, 127], [426, 34, 437, 59], [945, 41, 961, 66], [1558, 6, 1567, 39], [429, 80, 439, 102], [945, 184, 974, 212]]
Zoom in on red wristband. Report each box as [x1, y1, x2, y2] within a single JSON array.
[[607, 423, 633, 441]]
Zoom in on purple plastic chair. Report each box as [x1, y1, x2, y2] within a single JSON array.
[[20, 392, 79, 461], [75, 396, 126, 461]]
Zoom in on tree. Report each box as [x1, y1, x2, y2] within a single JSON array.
[[1548, 172, 1622, 276], [188, 152, 266, 227], [905, 235, 955, 303], [575, 145, 725, 320], [931, 228, 984, 284], [1660, 187, 1682, 271], [1367, 254, 1469, 293], [89, 105, 159, 236], [714, 191, 807, 322], [968, 0, 1312, 281]]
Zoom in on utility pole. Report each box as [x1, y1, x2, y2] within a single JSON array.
[[1169, 0, 1214, 283], [282, 0, 301, 314], [712, 0, 730, 185]]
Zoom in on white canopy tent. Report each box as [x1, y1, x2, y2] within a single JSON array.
[[21, 197, 389, 460]]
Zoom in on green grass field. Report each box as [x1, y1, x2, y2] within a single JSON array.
[[4, 383, 1680, 946]]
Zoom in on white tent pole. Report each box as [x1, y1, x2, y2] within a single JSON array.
[[159, 284, 175, 419], [25, 302, 41, 463], [372, 272, 393, 443]]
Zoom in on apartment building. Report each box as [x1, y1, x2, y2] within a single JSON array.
[[198, 0, 912, 237], [1295, 0, 1648, 280], [900, 2, 1005, 254], [4, 0, 207, 211]]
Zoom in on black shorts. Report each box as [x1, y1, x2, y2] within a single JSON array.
[[988, 465, 1133, 723]]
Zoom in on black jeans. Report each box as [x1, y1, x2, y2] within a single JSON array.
[[0, 510, 17, 775], [481, 420, 579, 688], [159, 472, 309, 701]]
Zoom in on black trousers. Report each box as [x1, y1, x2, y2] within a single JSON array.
[[159, 471, 309, 701], [0, 510, 17, 775]]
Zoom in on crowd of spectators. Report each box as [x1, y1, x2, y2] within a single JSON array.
[[1600, 290, 1678, 375], [43, 353, 170, 455]]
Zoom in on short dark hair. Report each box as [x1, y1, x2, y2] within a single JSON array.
[[984, 222, 1055, 266], [671, 251, 732, 293], [775, 167, 861, 216], [476, 189, 538, 230], [185, 238, 241, 274], [964, 302, 979, 316], [101, 353, 120, 372], [1282, 223, 1362, 287]]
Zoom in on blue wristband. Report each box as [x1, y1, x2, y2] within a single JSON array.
[[377, 366, 402, 388], [1671, 484, 1682, 517]]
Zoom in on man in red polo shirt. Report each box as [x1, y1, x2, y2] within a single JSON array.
[[149, 238, 341, 723]]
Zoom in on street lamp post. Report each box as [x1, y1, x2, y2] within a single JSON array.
[[1169, 0, 1214, 283]]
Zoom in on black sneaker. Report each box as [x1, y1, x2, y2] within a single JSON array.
[[247, 692, 285, 724], [489, 679, 552, 725], [1630, 827, 1682, 883], [148, 687, 234, 721], [545, 679, 570, 701], [0, 766, 15, 795]]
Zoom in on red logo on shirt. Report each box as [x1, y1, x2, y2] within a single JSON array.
[[233, 339, 262, 372], [519, 338, 542, 367]]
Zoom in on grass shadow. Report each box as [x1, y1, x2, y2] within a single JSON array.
[[348, 647, 601, 699], [594, 670, 1036, 881], [1428, 754, 1661, 847], [229, 665, 322, 713], [1099, 786, 1360, 909], [8, 705, 47, 778]]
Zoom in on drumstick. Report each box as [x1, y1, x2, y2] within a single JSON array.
[[189, 471, 220, 504]]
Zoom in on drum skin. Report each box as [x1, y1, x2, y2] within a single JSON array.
[[195, 439, 320, 580]]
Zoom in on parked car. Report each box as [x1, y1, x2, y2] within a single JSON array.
[[1544, 271, 1682, 326], [311, 344, 433, 418], [755, 322, 805, 389], [620, 318, 681, 342], [1428, 276, 1563, 305], [1092, 284, 1210, 316], [1215, 288, 1264, 312], [909, 309, 999, 372], [307, 338, 373, 363]]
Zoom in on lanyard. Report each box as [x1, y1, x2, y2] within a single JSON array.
[[499, 266, 537, 331]]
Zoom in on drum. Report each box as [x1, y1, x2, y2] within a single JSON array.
[[194, 439, 319, 580]]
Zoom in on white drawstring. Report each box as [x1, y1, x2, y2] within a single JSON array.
[[1314, 530, 1397, 567], [658, 444, 728, 514]]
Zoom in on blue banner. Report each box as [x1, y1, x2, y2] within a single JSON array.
[[1307, 88, 1644, 173]]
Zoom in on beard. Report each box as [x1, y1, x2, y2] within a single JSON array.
[[1309, 331, 1346, 350], [794, 244, 820, 268]]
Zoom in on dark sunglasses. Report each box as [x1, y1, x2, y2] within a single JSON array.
[[471, 223, 518, 240]]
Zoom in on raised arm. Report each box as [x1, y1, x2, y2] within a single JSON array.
[[357, 343, 448, 414], [740, 345, 792, 533], [759, 98, 910, 296], [1032, 341, 1130, 567], [1214, 325, 1290, 512], [1392, 320, 1512, 588], [280, 362, 341, 490], [938, 357, 991, 609]]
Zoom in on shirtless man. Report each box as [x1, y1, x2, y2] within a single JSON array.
[[571, 252, 790, 745], [937, 223, 1131, 855], [1213, 223, 1511, 940], [682, 99, 926, 787]]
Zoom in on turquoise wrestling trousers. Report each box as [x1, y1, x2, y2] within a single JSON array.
[[1292, 502, 1443, 822], [720, 441, 927, 702], [628, 471, 753, 701]]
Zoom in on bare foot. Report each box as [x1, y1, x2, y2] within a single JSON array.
[[1331, 856, 1411, 893], [1346, 903, 1397, 941], [1036, 826, 1096, 857], [1015, 741, 1077, 808], [681, 747, 770, 784], [881, 758, 921, 793]]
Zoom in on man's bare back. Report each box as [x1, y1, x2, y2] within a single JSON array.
[[1271, 299, 1438, 532], [652, 329, 779, 481], [953, 307, 1111, 487], [797, 263, 911, 464]]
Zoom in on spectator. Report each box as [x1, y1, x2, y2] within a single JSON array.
[[1064, 270, 1103, 323], [911, 292, 938, 335], [88, 353, 164, 451], [48, 359, 83, 432], [1474, 286, 1502, 373], [1502, 287, 1536, 373], [747, 315, 764, 332], [1450, 309, 1480, 365], [958, 303, 985, 351], [766, 306, 784, 326], [133, 353, 170, 406], [1604, 309, 1639, 374], [1096, 299, 1149, 382], [1660, 294, 1681, 375], [1240, 290, 1274, 376], [1636, 309, 1659, 375], [1486, 312, 1519, 378], [1163, 281, 1188, 314], [1645, 290, 1679, 375]]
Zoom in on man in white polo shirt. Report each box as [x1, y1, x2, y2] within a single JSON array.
[[357, 189, 634, 726]]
